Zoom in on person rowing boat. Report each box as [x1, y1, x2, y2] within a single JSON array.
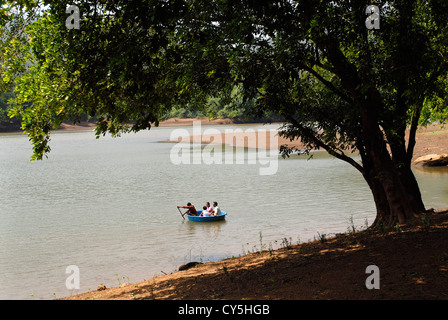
[[177, 202, 198, 216]]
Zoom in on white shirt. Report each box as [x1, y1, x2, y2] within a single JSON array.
[[201, 210, 211, 217], [213, 206, 221, 216]]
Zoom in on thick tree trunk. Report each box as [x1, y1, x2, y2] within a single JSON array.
[[397, 165, 426, 212], [355, 91, 426, 227], [363, 154, 426, 227]]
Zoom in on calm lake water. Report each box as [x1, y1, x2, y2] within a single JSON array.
[[0, 124, 447, 299]]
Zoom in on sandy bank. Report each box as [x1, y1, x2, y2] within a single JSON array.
[[167, 129, 289, 150], [56, 118, 237, 131], [157, 117, 238, 127]]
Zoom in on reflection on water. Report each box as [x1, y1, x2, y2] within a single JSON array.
[[0, 126, 447, 299], [414, 166, 448, 210], [184, 220, 226, 242], [414, 165, 448, 176]]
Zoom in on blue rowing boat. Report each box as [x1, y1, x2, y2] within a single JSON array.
[[186, 210, 227, 222]]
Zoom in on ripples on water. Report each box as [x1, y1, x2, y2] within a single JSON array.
[[0, 125, 446, 299]]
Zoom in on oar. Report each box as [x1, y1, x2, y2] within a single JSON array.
[[177, 206, 186, 220]]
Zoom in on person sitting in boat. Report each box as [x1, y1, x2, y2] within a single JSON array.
[[177, 203, 197, 216], [205, 202, 214, 214], [212, 201, 221, 216], [200, 206, 211, 217]]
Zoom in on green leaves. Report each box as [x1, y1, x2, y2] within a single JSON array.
[[2, 0, 448, 162]]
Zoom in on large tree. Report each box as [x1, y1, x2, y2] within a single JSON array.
[[2, 0, 448, 226]]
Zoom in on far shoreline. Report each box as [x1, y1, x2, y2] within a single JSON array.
[[0, 117, 265, 134], [2, 118, 447, 165]]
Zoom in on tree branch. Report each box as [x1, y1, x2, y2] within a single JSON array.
[[406, 105, 422, 165], [297, 64, 353, 105], [283, 115, 364, 174]]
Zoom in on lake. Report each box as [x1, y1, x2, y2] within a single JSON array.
[[0, 124, 447, 299]]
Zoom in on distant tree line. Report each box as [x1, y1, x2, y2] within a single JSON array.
[[163, 86, 281, 122], [1, 87, 278, 131]]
